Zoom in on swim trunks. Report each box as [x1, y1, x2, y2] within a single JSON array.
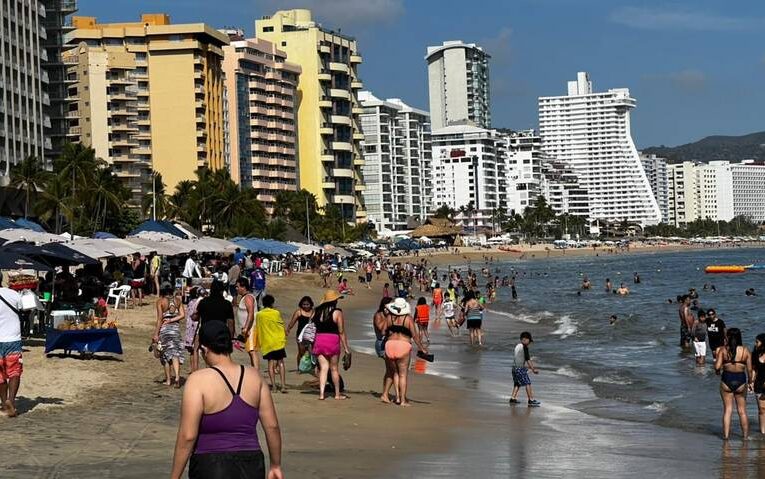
[[0, 340, 23, 381], [512, 367, 531, 387]]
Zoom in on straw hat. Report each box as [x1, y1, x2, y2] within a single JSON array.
[[386, 297, 411, 316], [319, 289, 343, 306]]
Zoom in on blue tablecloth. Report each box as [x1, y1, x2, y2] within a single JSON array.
[[45, 328, 123, 355]]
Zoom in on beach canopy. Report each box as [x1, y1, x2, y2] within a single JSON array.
[[0, 228, 66, 245], [63, 238, 148, 258], [0, 250, 52, 271], [0, 217, 24, 230], [231, 237, 297, 255], [3, 242, 99, 266], [93, 231, 118, 239], [129, 220, 189, 239], [13, 218, 47, 232]]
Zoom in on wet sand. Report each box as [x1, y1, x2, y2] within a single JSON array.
[[2, 274, 469, 478]]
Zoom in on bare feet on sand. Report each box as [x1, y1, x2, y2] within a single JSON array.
[[4, 400, 17, 417]]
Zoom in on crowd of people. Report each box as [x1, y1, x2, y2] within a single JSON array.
[[673, 286, 765, 440]]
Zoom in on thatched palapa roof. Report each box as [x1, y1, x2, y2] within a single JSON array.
[[410, 219, 461, 238]]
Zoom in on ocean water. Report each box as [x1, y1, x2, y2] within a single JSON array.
[[482, 247, 765, 434], [351, 247, 765, 477]]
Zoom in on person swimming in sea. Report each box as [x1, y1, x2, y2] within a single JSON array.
[[605, 278, 612, 292], [581, 276, 591, 290], [609, 315, 618, 325], [616, 283, 629, 295], [746, 288, 757, 297], [633, 272, 640, 284]]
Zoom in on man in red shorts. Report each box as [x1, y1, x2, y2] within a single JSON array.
[[0, 285, 23, 417]]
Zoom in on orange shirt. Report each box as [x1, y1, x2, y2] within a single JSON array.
[[415, 304, 430, 324], [432, 288, 443, 302]]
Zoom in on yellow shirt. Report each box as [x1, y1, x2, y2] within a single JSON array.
[[255, 307, 286, 356]]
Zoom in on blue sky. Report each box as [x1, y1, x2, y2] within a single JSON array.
[[77, 0, 765, 147]]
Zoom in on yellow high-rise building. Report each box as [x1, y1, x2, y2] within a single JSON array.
[[65, 14, 228, 202], [256, 9, 366, 222]]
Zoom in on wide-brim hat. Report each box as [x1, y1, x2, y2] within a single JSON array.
[[386, 297, 411, 316], [319, 289, 343, 305]]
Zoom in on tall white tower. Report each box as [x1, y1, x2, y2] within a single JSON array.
[[426, 41, 491, 130], [538, 72, 661, 226]]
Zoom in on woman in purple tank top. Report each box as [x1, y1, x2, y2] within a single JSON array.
[[171, 321, 283, 479]]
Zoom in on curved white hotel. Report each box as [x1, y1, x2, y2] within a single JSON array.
[[538, 72, 660, 226]]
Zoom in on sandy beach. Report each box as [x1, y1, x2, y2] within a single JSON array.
[[5, 245, 765, 478], [2, 273, 470, 478]]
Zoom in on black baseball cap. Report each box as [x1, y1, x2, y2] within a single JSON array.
[[520, 331, 533, 342]]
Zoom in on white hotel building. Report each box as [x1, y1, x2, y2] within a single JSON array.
[[431, 124, 505, 227], [640, 153, 670, 223], [731, 160, 765, 222], [505, 130, 543, 215], [358, 91, 432, 232], [539, 72, 661, 227], [426, 41, 491, 130], [667, 161, 734, 225]]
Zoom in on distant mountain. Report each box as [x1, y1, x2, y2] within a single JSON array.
[[642, 131, 765, 163]]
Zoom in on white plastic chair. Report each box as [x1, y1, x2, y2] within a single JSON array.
[[107, 285, 132, 310]]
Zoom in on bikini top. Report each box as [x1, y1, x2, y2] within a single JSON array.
[[387, 316, 412, 338], [723, 347, 747, 366]]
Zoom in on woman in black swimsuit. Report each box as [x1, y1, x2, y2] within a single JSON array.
[[750, 333, 765, 434], [714, 328, 753, 439], [286, 296, 314, 370]]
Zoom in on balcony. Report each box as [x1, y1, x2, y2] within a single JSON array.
[[318, 97, 333, 109], [322, 178, 335, 189], [65, 110, 79, 119], [353, 132, 364, 141], [331, 141, 353, 151], [329, 88, 350, 100], [321, 152, 334, 163], [318, 70, 331, 82], [350, 54, 362, 64], [352, 106, 364, 115], [355, 183, 366, 192], [318, 44, 331, 54], [331, 167, 354, 178], [351, 80, 363, 89], [332, 194, 355, 204], [328, 62, 349, 73], [330, 115, 351, 125], [320, 124, 333, 135]]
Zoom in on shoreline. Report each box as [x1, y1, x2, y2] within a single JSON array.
[[5, 246, 765, 477]]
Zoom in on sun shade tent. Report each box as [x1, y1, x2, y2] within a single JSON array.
[[3, 242, 99, 266], [230, 238, 298, 255], [13, 218, 47, 232], [0, 251, 52, 271], [128, 220, 189, 239], [0, 229, 66, 244], [64, 238, 153, 259], [93, 231, 118, 239]]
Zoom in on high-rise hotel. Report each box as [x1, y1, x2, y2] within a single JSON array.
[[1, 0, 76, 175], [222, 32, 301, 215], [539, 72, 660, 227], [65, 14, 228, 203], [256, 9, 366, 222], [426, 41, 491, 130], [358, 91, 431, 232]]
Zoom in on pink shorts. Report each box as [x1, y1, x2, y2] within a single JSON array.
[[0, 341, 23, 381], [313, 333, 341, 357]]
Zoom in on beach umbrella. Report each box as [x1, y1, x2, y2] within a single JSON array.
[[3, 242, 99, 266], [0, 251, 52, 271]]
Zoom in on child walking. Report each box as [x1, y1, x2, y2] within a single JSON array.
[[509, 332, 540, 407]]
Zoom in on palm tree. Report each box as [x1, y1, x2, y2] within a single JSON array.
[[89, 166, 127, 234], [169, 180, 196, 223], [142, 171, 170, 220], [9, 155, 49, 219], [36, 174, 71, 234], [56, 142, 98, 230]]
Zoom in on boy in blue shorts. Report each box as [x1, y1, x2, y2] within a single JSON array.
[[509, 331, 540, 407]]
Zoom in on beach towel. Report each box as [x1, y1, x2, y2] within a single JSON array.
[[255, 307, 286, 356]]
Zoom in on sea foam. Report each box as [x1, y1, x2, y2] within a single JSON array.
[[552, 315, 578, 338]]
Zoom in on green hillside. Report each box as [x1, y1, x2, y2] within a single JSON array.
[[642, 131, 765, 163]]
